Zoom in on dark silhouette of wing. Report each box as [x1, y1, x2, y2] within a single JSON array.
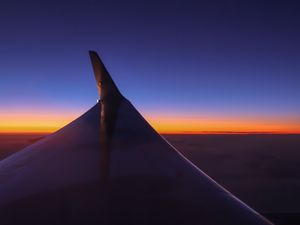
[[0, 52, 273, 225]]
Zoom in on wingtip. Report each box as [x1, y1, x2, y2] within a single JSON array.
[[89, 51, 101, 63], [88, 50, 97, 56], [88, 50, 123, 101]]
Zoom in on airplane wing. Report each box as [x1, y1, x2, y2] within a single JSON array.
[[0, 51, 273, 225]]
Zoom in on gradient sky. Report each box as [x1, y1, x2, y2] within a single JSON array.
[[0, 0, 300, 133]]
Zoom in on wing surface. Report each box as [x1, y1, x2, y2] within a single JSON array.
[[0, 52, 273, 225]]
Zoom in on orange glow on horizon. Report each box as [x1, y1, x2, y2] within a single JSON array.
[[144, 113, 300, 135], [0, 110, 300, 135], [0, 110, 78, 134]]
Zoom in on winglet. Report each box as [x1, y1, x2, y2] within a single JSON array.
[[89, 51, 123, 101]]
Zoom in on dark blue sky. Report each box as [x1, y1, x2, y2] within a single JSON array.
[[0, 0, 299, 133]]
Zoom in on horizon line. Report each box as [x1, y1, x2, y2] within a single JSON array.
[[1, 131, 299, 135]]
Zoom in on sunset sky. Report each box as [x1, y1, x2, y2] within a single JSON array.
[[0, 0, 300, 134]]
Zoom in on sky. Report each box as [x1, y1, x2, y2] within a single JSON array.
[[0, 0, 300, 134]]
